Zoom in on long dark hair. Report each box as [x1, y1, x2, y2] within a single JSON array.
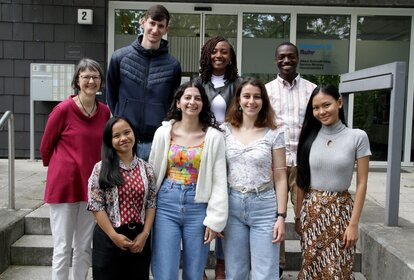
[[165, 80, 221, 132], [199, 36, 238, 83], [225, 77, 277, 129], [296, 84, 347, 191], [98, 116, 138, 189]]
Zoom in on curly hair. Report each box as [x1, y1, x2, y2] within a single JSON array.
[[165, 80, 222, 132], [275, 41, 299, 58], [199, 36, 238, 83]]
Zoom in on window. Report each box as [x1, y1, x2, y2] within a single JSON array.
[[297, 14, 351, 85], [356, 16, 411, 70], [242, 13, 290, 83]]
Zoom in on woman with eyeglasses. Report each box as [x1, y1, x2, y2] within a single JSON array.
[[40, 58, 110, 280]]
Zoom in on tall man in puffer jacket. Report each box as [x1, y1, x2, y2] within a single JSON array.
[[106, 4, 182, 161]]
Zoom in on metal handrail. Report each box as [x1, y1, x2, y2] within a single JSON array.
[[0, 111, 15, 210]]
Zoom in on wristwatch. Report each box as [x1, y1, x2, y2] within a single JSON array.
[[277, 212, 287, 219]]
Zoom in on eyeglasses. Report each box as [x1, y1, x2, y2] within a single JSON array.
[[79, 75, 101, 82]]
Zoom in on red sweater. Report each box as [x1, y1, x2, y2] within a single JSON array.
[[40, 96, 110, 203]]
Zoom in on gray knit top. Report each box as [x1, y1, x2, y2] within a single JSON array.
[[309, 121, 371, 192]]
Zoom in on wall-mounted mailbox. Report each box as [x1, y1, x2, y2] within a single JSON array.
[[31, 63, 74, 101], [30, 63, 75, 160]]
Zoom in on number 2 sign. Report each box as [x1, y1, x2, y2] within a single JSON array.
[[77, 9, 93, 25]]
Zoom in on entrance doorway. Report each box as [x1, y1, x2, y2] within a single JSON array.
[[107, 1, 414, 164], [108, 2, 238, 78]]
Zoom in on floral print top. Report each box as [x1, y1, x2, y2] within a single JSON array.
[[87, 155, 157, 228], [221, 123, 285, 190], [166, 140, 204, 184]]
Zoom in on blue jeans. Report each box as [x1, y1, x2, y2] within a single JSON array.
[[137, 142, 152, 161], [224, 188, 280, 280], [152, 179, 209, 280]]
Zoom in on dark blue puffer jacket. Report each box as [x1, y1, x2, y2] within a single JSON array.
[[106, 35, 182, 142]]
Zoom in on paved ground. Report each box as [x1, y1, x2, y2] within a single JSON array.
[[0, 159, 46, 210], [349, 165, 414, 225], [0, 267, 217, 280]]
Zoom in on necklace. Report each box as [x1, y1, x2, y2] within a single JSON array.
[[320, 132, 343, 148], [319, 122, 346, 148], [78, 96, 95, 117]]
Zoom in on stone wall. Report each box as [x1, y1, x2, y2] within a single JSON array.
[[0, 0, 107, 158]]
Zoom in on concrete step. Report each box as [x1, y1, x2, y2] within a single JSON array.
[[16, 203, 360, 271], [0, 266, 368, 280], [283, 240, 362, 272], [24, 204, 51, 235], [0, 266, 221, 280], [25, 204, 301, 238], [10, 234, 361, 272], [10, 235, 53, 267], [10, 234, 219, 267]]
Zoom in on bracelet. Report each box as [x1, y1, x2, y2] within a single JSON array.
[[143, 231, 150, 237], [273, 166, 287, 170]]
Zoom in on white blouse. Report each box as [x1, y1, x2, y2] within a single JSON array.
[[221, 123, 285, 190]]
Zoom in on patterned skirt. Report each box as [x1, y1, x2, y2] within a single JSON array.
[[297, 189, 355, 280]]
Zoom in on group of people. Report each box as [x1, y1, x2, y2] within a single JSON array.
[[40, 4, 371, 280]]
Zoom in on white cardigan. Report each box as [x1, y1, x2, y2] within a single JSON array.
[[149, 120, 228, 232]]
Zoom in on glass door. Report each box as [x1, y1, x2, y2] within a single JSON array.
[[107, 3, 414, 164], [109, 3, 238, 80], [170, 13, 238, 78], [241, 13, 291, 83], [168, 13, 202, 78]]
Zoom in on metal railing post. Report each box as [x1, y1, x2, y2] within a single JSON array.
[[8, 114, 15, 210], [0, 111, 15, 210]]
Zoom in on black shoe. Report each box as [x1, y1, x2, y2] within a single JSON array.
[[279, 267, 284, 279]]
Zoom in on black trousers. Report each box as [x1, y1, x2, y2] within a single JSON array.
[[92, 223, 151, 280]]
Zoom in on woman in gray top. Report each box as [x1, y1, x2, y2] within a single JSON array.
[[296, 84, 371, 279]]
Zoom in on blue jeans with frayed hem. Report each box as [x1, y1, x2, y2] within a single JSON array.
[[151, 179, 209, 280]]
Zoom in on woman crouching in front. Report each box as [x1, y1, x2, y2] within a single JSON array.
[[87, 116, 157, 279]]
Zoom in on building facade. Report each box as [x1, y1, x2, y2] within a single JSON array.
[[0, 0, 413, 164]]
